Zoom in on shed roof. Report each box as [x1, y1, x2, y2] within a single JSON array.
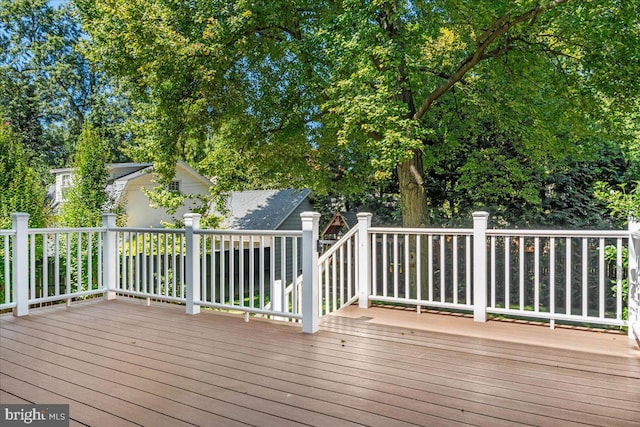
[[220, 189, 312, 230]]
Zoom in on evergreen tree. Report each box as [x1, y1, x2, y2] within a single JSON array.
[[59, 123, 111, 227], [0, 120, 48, 228]]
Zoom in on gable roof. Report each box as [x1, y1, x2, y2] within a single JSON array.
[[105, 161, 211, 204], [220, 189, 312, 230], [321, 211, 359, 238]]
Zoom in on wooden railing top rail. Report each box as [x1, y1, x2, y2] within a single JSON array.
[[369, 227, 628, 238], [116, 227, 185, 234]]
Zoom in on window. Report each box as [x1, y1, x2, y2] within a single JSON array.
[[168, 180, 180, 192], [60, 174, 72, 200]]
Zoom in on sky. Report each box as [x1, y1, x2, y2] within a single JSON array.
[[49, 0, 67, 8]]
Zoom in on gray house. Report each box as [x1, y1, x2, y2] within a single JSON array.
[[220, 189, 313, 231], [205, 189, 313, 298]]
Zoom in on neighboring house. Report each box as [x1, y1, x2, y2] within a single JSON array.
[[50, 161, 211, 227], [51, 162, 313, 230]]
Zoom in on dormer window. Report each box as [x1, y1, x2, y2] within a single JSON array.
[[168, 180, 180, 192]]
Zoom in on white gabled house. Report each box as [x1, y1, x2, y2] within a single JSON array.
[[50, 161, 313, 229], [51, 161, 212, 227]]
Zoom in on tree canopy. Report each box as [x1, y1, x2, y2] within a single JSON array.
[[57, 1, 640, 226], [0, 0, 129, 170]]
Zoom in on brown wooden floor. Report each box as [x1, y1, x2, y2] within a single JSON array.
[[1, 299, 639, 427]]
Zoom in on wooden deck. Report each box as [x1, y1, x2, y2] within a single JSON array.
[[1, 299, 639, 427]]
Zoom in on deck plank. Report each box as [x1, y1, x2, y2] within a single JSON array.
[[6, 302, 640, 426], [2, 299, 639, 427], [1, 373, 150, 426]]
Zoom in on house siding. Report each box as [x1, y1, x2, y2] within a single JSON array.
[[276, 199, 314, 231], [124, 166, 210, 227]]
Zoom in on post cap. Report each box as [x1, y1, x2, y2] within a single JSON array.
[[472, 211, 490, 219]]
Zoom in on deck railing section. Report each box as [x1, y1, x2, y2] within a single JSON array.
[[1, 215, 108, 313], [26, 227, 106, 306], [114, 227, 187, 303], [318, 224, 359, 316], [486, 230, 628, 328], [0, 229, 16, 310], [629, 222, 640, 343], [368, 227, 474, 313], [3, 211, 639, 342], [363, 214, 634, 332], [196, 228, 303, 320]]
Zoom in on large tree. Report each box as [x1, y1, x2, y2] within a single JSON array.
[[76, 0, 640, 226], [0, 0, 129, 169]]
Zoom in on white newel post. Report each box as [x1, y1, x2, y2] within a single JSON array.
[[357, 212, 373, 309], [629, 219, 640, 347], [102, 213, 117, 300], [301, 212, 320, 334], [473, 211, 489, 322], [185, 213, 201, 315], [12, 213, 29, 317]]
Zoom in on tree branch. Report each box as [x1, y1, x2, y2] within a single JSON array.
[[413, 0, 570, 121]]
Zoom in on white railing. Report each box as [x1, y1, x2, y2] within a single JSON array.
[[362, 217, 632, 330], [369, 227, 474, 313], [318, 224, 359, 316], [1, 213, 319, 330], [196, 228, 303, 320], [486, 229, 628, 328], [3, 211, 638, 343], [0, 229, 16, 310], [114, 228, 187, 303], [26, 227, 107, 306], [629, 224, 640, 343]]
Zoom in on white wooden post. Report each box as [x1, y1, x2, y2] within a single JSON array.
[[102, 213, 117, 300], [185, 213, 201, 315], [628, 219, 640, 347], [12, 213, 29, 317], [301, 212, 320, 334], [357, 212, 373, 309], [473, 211, 489, 322]]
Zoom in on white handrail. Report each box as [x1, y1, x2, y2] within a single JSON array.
[[27, 227, 106, 234], [197, 229, 302, 237], [319, 225, 359, 264], [370, 226, 473, 235], [487, 229, 626, 238]]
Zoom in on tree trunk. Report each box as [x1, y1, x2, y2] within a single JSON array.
[[397, 149, 427, 227]]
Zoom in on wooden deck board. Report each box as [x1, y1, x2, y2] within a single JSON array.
[[1, 299, 639, 427]]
